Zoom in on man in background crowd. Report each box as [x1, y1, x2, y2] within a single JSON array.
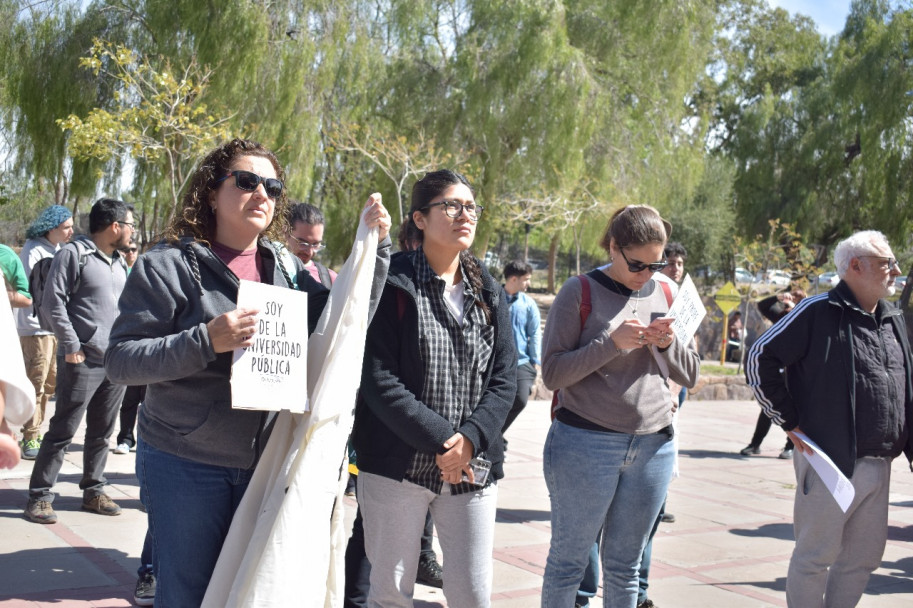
[[287, 202, 336, 288], [25, 198, 133, 524], [502, 259, 540, 433], [16, 205, 73, 460]]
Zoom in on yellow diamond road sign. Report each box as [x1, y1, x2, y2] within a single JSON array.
[[714, 282, 741, 315]]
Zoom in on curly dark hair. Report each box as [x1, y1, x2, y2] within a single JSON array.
[[408, 169, 490, 323], [162, 138, 289, 245]]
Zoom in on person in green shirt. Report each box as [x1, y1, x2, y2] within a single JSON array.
[[0, 244, 31, 309]]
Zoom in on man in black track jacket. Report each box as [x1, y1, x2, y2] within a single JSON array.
[[746, 230, 913, 608]]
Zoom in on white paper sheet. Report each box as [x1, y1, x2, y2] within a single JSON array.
[[231, 280, 309, 413], [663, 274, 706, 346], [795, 432, 855, 513]]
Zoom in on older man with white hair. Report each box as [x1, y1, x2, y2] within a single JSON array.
[[746, 229, 913, 608]]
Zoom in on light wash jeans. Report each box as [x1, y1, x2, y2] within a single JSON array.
[[787, 455, 891, 608], [358, 472, 498, 608], [542, 420, 674, 608]]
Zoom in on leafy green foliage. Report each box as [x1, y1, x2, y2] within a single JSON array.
[[57, 39, 231, 239]]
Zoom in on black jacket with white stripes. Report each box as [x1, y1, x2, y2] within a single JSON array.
[[745, 280, 913, 479]]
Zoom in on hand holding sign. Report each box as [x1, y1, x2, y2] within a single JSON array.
[[208, 307, 259, 353], [231, 280, 309, 412]]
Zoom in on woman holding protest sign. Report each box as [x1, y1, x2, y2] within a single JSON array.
[[106, 138, 391, 606], [353, 169, 515, 607], [540, 205, 700, 607]]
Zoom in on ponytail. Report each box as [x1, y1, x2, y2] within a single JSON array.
[[459, 250, 491, 324]]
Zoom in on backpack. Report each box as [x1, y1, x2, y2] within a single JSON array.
[[549, 274, 673, 419], [315, 261, 334, 289], [28, 243, 92, 332]]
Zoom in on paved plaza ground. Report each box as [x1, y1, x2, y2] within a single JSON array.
[[2, 397, 912, 607]]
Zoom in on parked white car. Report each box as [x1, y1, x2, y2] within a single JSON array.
[[764, 269, 791, 286], [818, 271, 840, 287], [735, 267, 754, 284]]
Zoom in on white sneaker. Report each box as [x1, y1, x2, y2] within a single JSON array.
[[114, 442, 131, 455]]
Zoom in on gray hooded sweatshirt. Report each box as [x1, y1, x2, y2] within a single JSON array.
[[105, 236, 390, 470]]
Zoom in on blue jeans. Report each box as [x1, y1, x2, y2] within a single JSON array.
[[575, 535, 601, 606], [542, 420, 674, 608], [136, 439, 254, 607]]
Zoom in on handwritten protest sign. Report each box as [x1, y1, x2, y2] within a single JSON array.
[[665, 274, 706, 345], [231, 279, 309, 412]]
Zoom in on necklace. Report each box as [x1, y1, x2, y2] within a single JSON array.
[[605, 270, 641, 316]]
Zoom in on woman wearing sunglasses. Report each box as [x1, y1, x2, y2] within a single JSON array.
[[105, 138, 392, 606], [540, 205, 699, 607], [352, 169, 515, 607]]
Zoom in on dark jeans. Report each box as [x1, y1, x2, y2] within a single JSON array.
[[503, 362, 536, 434], [749, 412, 794, 450], [139, 528, 154, 577], [137, 439, 254, 607], [117, 385, 147, 447], [138, 481, 153, 577], [28, 358, 126, 501], [638, 500, 665, 603], [343, 476, 436, 608]]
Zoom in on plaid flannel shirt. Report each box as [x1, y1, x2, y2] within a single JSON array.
[[405, 250, 494, 494]]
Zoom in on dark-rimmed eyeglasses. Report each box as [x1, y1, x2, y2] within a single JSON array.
[[213, 170, 283, 199], [117, 221, 135, 230], [422, 200, 484, 220], [860, 256, 899, 271], [291, 237, 325, 252], [619, 248, 667, 273], [125, 247, 138, 253]]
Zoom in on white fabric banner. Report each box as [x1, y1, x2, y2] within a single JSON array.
[[0, 293, 36, 426], [202, 210, 379, 608]]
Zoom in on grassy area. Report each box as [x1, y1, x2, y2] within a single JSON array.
[[700, 363, 741, 376]]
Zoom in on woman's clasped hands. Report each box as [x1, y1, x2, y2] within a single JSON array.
[[436, 432, 475, 485]]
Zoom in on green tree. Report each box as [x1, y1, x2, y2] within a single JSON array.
[[58, 39, 231, 240]]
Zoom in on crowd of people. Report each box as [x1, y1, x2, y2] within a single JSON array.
[[1, 137, 910, 608]]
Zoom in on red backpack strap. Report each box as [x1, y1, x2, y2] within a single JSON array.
[[659, 279, 673, 308], [578, 274, 592, 326], [551, 274, 592, 420]]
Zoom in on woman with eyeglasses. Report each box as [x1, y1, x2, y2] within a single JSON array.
[[540, 205, 700, 607], [105, 138, 392, 606], [352, 169, 515, 607]]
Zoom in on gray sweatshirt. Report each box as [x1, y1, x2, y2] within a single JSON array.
[[542, 272, 700, 434], [105, 236, 391, 469], [44, 235, 127, 364], [16, 237, 59, 337]]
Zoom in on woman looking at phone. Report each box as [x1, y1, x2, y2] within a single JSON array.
[[353, 169, 515, 607], [540, 204, 700, 607]]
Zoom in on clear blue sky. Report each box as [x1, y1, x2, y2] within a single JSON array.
[[768, 0, 853, 36]]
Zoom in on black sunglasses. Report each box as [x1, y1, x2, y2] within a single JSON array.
[[619, 248, 668, 273], [213, 170, 283, 199]]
